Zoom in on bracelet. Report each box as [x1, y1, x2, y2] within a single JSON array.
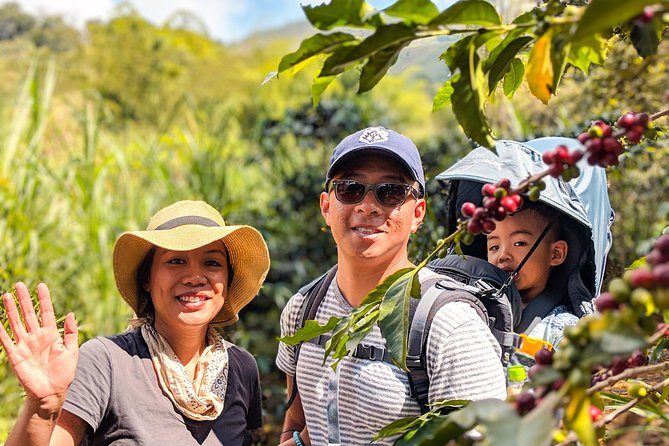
[[293, 430, 305, 446]]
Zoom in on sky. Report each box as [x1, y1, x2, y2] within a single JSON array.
[[6, 0, 453, 44]]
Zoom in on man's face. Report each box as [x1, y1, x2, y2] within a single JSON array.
[[320, 153, 426, 267]]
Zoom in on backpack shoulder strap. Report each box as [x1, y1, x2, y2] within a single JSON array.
[[285, 265, 338, 410], [297, 265, 338, 328], [516, 288, 563, 334], [406, 279, 488, 414]]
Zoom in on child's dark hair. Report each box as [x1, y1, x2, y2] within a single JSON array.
[[519, 201, 565, 243]]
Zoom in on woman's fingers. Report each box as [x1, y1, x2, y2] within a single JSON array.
[[63, 312, 78, 354], [3, 290, 27, 341], [36, 283, 57, 329], [15, 282, 40, 333], [0, 299, 16, 352]]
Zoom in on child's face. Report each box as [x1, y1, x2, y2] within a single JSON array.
[[486, 211, 566, 303]]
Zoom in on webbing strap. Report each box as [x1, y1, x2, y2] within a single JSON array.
[[307, 335, 389, 362], [496, 220, 554, 300], [286, 266, 338, 411]]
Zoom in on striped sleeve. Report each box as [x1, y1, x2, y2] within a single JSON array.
[[426, 301, 507, 402], [275, 291, 308, 376]]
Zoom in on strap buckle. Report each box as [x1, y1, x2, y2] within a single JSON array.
[[353, 343, 386, 361], [517, 334, 553, 357]]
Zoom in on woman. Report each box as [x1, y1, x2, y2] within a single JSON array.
[[0, 200, 270, 445]]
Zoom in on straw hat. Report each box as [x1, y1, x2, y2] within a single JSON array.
[[113, 200, 270, 326]]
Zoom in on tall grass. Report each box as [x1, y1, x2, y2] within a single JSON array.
[[0, 60, 273, 440]]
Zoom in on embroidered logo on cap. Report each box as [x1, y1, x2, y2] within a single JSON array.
[[359, 127, 389, 144]]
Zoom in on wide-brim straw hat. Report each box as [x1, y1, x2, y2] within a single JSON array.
[[113, 200, 270, 326]]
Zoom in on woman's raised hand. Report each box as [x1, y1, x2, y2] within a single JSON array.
[[0, 282, 79, 404]]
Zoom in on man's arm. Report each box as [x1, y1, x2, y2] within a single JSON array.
[[278, 375, 309, 446]]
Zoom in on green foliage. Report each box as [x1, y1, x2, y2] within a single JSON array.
[[0, 2, 35, 41], [279, 0, 668, 147]]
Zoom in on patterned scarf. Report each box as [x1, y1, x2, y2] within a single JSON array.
[[141, 323, 229, 420]]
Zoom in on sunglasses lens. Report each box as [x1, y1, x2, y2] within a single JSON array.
[[376, 184, 409, 206], [334, 181, 366, 204]]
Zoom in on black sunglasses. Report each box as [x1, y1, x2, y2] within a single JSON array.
[[328, 179, 421, 207]]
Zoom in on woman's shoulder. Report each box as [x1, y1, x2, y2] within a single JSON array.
[[224, 340, 256, 364], [80, 328, 146, 357]]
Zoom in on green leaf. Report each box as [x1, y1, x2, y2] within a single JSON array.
[[321, 23, 418, 76], [358, 41, 409, 93], [379, 270, 420, 370], [519, 392, 561, 446], [630, 23, 660, 58], [571, 0, 658, 41], [486, 35, 532, 93], [303, 0, 376, 30], [597, 330, 648, 354], [383, 0, 440, 25], [450, 39, 495, 148], [429, 0, 502, 26], [567, 34, 607, 73], [311, 74, 336, 106], [525, 30, 553, 104], [378, 269, 420, 369], [278, 317, 339, 345], [432, 79, 454, 111], [502, 58, 524, 97], [362, 267, 414, 306], [483, 27, 528, 72], [278, 32, 358, 74], [468, 398, 524, 446], [394, 414, 468, 445], [549, 31, 571, 94], [564, 389, 596, 446]]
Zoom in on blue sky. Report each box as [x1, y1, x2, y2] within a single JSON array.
[[7, 0, 456, 43]]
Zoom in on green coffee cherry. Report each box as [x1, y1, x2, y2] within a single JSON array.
[[608, 278, 631, 303]]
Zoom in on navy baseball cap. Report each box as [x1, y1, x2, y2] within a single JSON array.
[[326, 126, 425, 194]]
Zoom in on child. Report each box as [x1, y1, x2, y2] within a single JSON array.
[[486, 200, 579, 354]]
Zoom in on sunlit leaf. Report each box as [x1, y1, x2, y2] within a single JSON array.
[[526, 31, 553, 104], [567, 34, 607, 73], [564, 389, 596, 446], [311, 74, 336, 106], [278, 317, 339, 345], [432, 79, 454, 111], [429, 0, 502, 26], [278, 32, 358, 74], [378, 269, 420, 369], [549, 31, 571, 94], [383, 0, 440, 24], [303, 0, 377, 30], [571, 0, 657, 41], [502, 58, 524, 97]]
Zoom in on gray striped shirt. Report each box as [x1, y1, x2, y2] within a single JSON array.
[[276, 269, 507, 445]]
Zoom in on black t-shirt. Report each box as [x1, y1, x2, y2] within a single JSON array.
[[63, 328, 262, 445]]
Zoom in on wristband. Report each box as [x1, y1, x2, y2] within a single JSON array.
[[293, 430, 305, 446]]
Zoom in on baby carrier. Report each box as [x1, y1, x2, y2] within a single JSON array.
[[435, 137, 614, 334]]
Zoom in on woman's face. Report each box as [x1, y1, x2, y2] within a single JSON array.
[[147, 240, 228, 334]]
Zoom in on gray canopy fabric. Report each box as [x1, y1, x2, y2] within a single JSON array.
[[435, 138, 614, 317]]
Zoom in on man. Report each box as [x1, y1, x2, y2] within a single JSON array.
[[276, 127, 506, 446]]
